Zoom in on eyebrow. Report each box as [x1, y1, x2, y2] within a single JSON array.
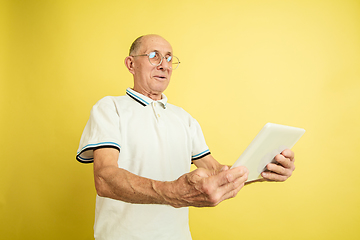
[[151, 49, 173, 56]]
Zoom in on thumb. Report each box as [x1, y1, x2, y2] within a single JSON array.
[[220, 165, 230, 172], [215, 166, 248, 187]]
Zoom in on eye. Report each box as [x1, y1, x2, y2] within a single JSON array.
[[148, 52, 156, 59], [166, 56, 172, 62]]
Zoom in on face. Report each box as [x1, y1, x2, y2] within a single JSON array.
[[126, 35, 173, 100]]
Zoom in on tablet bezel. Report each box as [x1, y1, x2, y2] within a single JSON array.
[[231, 123, 305, 182]]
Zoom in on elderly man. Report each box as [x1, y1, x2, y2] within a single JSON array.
[[76, 34, 295, 240]]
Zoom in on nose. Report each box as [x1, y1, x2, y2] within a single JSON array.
[[157, 57, 172, 70]]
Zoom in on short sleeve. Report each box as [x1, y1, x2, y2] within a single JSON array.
[[76, 97, 121, 163], [190, 118, 210, 161]]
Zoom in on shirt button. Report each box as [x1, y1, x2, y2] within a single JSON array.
[[157, 114, 160, 118]]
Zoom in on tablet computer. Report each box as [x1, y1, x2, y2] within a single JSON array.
[[231, 123, 305, 182]]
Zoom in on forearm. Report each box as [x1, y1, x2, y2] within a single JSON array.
[[93, 148, 174, 205], [93, 148, 248, 208], [95, 165, 172, 205], [192, 154, 224, 173], [95, 164, 248, 208], [94, 165, 215, 208]]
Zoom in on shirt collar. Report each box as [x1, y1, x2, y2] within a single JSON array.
[[126, 88, 167, 108]]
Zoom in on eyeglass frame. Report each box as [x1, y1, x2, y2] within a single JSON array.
[[131, 51, 180, 70]]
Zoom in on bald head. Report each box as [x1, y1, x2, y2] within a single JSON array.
[[125, 34, 174, 100], [129, 34, 170, 56]]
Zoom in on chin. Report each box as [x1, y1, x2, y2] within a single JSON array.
[[151, 82, 169, 93]]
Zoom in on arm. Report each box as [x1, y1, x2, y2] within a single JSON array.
[[192, 154, 225, 173], [93, 147, 167, 204], [93, 148, 248, 208]]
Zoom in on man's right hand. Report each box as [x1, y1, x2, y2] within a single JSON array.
[[158, 166, 249, 208]]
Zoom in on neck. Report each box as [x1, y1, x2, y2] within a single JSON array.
[[132, 87, 162, 101]]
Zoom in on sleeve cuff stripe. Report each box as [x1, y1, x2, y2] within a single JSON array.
[[77, 142, 121, 154], [76, 155, 94, 163], [76, 142, 121, 163], [192, 149, 210, 160]]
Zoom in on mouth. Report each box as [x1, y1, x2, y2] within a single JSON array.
[[153, 75, 167, 81]]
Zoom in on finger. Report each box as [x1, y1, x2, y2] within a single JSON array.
[[274, 154, 294, 169], [218, 171, 248, 201], [187, 168, 213, 185], [218, 170, 248, 196], [197, 168, 248, 206], [266, 162, 292, 176], [215, 166, 248, 187], [220, 165, 230, 172], [281, 149, 294, 161], [261, 171, 288, 182]]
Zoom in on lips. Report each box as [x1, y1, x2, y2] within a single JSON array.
[[153, 75, 167, 80]]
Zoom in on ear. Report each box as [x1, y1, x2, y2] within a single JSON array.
[[125, 56, 135, 75]]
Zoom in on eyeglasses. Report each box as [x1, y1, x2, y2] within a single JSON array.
[[131, 51, 180, 70]]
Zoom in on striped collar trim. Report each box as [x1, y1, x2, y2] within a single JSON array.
[[126, 88, 167, 108]]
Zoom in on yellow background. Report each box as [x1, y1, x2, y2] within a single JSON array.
[[1, 0, 359, 239]]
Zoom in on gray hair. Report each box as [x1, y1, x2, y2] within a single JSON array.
[[129, 36, 144, 56]]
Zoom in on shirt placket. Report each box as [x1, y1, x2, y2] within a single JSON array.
[[151, 101, 162, 121]]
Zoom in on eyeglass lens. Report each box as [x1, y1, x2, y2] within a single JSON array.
[[148, 52, 179, 69]]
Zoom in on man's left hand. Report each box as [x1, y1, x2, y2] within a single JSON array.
[[261, 149, 295, 182]]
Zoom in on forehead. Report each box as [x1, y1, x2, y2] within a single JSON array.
[[140, 36, 173, 54]]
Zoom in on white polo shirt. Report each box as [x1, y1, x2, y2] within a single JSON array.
[[76, 88, 210, 240]]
